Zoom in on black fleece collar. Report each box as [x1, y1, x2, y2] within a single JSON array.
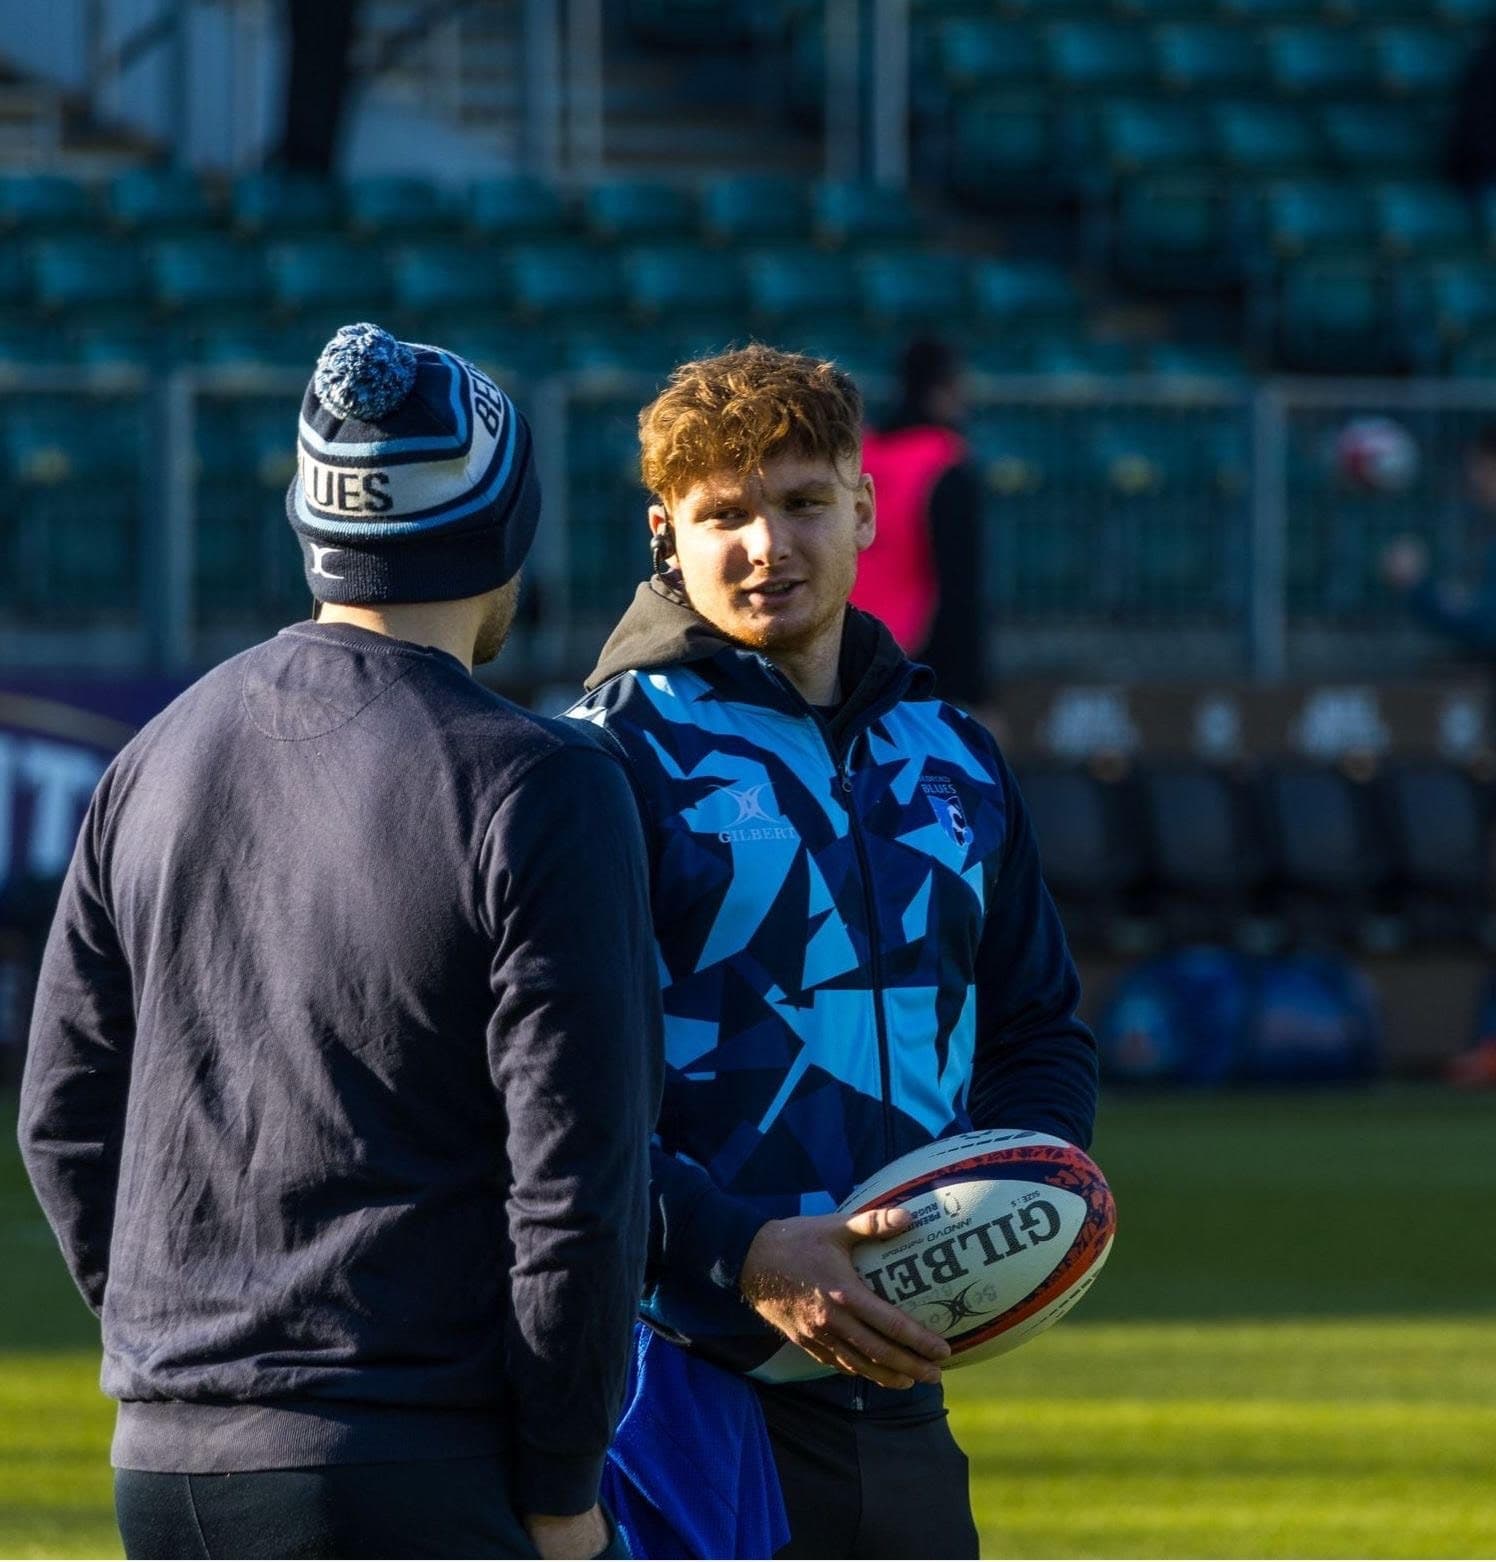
[[584, 578, 933, 746]]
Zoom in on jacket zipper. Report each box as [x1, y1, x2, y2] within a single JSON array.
[[759, 662, 901, 1174], [838, 749, 897, 1167]]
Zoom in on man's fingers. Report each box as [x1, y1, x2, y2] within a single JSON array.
[[830, 1309, 940, 1386], [838, 1282, 951, 1362], [828, 1343, 916, 1390]]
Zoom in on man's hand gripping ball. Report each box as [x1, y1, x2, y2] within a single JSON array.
[[739, 1208, 952, 1389]]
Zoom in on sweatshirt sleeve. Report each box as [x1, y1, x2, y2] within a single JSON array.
[[648, 1141, 768, 1293], [480, 741, 664, 1517], [967, 757, 1100, 1150], [19, 769, 134, 1317]]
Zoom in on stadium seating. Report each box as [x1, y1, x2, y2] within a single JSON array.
[[106, 167, 215, 234], [1010, 763, 1150, 950], [622, 247, 745, 318], [699, 174, 808, 243], [1377, 763, 1494, 946], [1154, 23, 1265, 92], [584, 179, 698, 240], [0, 174, 94, 235], [265, 238, 390, 319], [1257, 764, 1391, 946], [813, 180, 923, 246], [1136, 763, 1269, 942], [231, 171, 340, 235], [465, 177, 571, 239], [344, 176, 457, 237], [389, 244, 505, 317], [152, 238, 270, 320], [31, 241, 149, 318]]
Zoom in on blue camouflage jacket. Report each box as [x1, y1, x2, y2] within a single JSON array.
[[569, 582, 1098, 1371]]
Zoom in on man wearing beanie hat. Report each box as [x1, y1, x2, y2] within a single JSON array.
[[20, 325, 662, 1559]]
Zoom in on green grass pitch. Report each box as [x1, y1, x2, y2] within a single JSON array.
[[3, 1086, 1494, 1558]]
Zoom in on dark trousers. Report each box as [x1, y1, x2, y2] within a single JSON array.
[[754, 1380, 979, 1560], [115, 1456, 541, 1560]]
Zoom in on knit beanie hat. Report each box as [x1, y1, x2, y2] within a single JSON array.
[[286, 322, 541, 604]]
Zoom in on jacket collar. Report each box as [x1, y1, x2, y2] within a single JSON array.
[[584, 578, 932, 740]]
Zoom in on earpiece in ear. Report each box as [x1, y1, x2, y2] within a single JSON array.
[[650, 523, 676, 578]]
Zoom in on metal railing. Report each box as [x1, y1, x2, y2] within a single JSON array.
[[5, 367, 1496, 685]]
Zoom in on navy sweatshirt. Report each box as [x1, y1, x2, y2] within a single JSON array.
[[19, 622, 663, 1515]]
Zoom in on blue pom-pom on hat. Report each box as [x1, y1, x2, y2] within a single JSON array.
[[313, 322, 418, 422]]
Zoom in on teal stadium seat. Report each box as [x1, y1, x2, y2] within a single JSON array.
[[1260, 180, 1375, 260], [508, 245, 624, 316], [969, 258, 1083, 331], [232, 171, 340, 235], [699, 175, 808, 244], [584, 180, 696, 240], [31, 241, 149, 316], [562, 326, 683, 377], [772, 323, 884, 384], [1027, 335, 1138, 377], [0, 244, 29, 319], [466, 177, 570, 239], [1211, 102, 1322, 177], [265, 239, 391, 318], [1278, 259, 1402, 372], [436, 329, 546, 385], [1097, 102, 1212, 179], [1116, 177, 1238, 290], [1111, 0, 1214, 18], [743, 250, 858, 324], [1451, 335, 1496, 376], [151, 237, 269, 319], [1264, 26, 1376, 96], [1370, 26, 1466, 97], [565, 397, 650, 618], [1371, 182, 1476, 258], [0, 325, 66, 371], [193, 400, 303, 624], [6, 399, 143, 615], [963, 337, 1034, 374], [1043, 21, 1155, 89], [106, 167, 213, 233], [1143, 341, 1250, 380], [71, 328, 153, 371], [930, 19, 1044, 92], [813, 181, 921, 246], [1153, 24, 1265, 93], [1214, 0, 1320, 18], [193, 323, 328, 368], [1327, 0, 1432, 16], [0, 174, 93, 235], [951, 95, 1063, 205], [344, 176, 454, 236], [964, 413, 1068, 613], [856, 251, 967, 324], [1422, 261, 1496, 349], [1319, 103, 1440, 175], [622, 247, 745, 318], [389, 243, 505, 317]]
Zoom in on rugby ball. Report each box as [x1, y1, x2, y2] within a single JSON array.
[[750, 1129, 1115, 1384]]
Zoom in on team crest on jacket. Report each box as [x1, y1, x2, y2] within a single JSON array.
[[921, 774, 972, 848]]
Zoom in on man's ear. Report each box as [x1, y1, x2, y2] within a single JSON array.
[[854, 472, 876, 553], [648, 504, 677, 577]]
